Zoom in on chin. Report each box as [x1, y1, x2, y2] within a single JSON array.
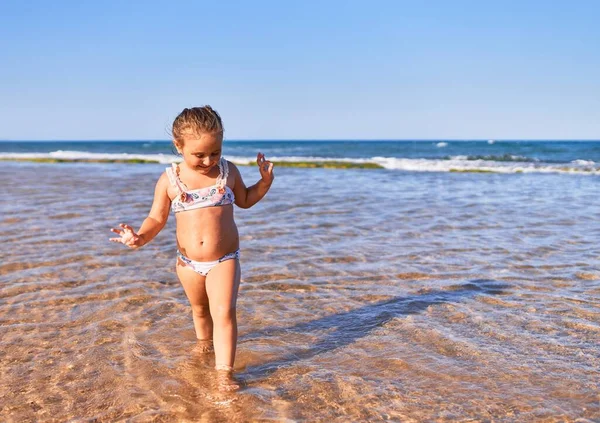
[[195, 164, 215, 172]]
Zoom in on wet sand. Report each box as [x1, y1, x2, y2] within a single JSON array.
[[1, 162, 599, 422]]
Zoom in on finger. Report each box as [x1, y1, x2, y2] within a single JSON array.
[[110, 228, 124, 235], [260, 159, 272, 171], [120, 223, 134, 232], [109, 238, 124, 242], [268, 162, 274, 173]]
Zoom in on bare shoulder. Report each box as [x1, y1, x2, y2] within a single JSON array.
[[225, 160, 245, 189], [226, 160, 240, 174], [226, 160, 243, 179], [156, 170, 175, 199], [157, 171, 170, 187]]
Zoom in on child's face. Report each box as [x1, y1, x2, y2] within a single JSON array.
[[176, 132, 223, 174]]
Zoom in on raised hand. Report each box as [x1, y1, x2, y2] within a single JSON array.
[[256, 152, 274, 185], [109, 223, 143, 249]]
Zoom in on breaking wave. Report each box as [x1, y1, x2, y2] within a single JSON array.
[[1, 151, 598, 175]]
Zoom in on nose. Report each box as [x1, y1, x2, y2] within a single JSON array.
[[201, 156, 211, 166]]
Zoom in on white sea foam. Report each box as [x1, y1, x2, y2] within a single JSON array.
[[0, 150, 181, 164], [436, 142, 448, 148], [370, 156, 600, 175], [449, 154, 533, 162], [1, 151, 599, 175], [571, 159, 595, 166]]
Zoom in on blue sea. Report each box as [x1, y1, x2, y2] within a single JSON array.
[[1, 139, 599, 174], [1, 140, 599, 421]]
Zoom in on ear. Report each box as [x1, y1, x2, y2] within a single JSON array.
[[173, 139, 183, 154]]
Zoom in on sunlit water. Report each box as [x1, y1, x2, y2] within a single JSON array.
[[1, 162, 599, 422]]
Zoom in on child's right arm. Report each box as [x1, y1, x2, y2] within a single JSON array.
[[110, 173, 171, 249]]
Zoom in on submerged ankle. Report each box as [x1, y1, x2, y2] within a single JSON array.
[[215, 366, 240, 391], [215, 364, 234, 372], [192, 339, 214, 353]]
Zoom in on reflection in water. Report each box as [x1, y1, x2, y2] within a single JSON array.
[[0, 162, 599, 422]]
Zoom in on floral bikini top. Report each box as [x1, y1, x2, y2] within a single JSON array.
[[166, 157, 235, 213]]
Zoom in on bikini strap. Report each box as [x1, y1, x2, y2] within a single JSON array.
[[166, 163, 187, 199], [216, 157, 229, 189]]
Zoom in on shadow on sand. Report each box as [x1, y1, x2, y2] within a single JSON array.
[[239, 279, 508, 379]]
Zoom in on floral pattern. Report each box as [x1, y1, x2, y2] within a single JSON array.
[[177, 250, 240, 275], [167, 158, 235, 213]]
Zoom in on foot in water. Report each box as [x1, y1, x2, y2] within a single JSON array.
[[192, 339, 214, 354], [215, 365, 241, 392]]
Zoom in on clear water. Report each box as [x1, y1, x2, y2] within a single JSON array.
[[1, 160, 599, 422]]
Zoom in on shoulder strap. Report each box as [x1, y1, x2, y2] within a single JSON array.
[[166, 163, 186, 195], [217, 157, 229, 188], [221, 158, 229, 179], [165, 165, 177, 187]]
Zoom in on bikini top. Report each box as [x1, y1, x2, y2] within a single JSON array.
[[166, 157, 235, 213]]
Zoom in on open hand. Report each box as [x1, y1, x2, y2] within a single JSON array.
[[109, 223, 143, 249], [257, 153, 274, 185]]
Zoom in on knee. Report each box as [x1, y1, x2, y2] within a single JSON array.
[[211, 305, 236, 322], [192, 304, 211, 318]]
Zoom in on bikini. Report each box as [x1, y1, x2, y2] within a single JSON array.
[[165, 157, 239, 276]]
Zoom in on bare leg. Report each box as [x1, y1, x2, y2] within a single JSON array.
[[205, 258, 241, 391], [177, 259, 214, 352]]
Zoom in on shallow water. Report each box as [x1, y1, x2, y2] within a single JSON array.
[[1, 162, 599, 422]]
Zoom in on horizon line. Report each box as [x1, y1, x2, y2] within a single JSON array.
[[1, 138, 599, 142]]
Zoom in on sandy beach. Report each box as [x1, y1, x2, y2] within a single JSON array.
[[1, 160, 599, 422], [3, 0, 600, 417]]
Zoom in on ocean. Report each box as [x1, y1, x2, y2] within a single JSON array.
[[1, 140, 599, 422], [1, 139, 600, 174]]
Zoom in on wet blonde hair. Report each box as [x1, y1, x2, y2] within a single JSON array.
[[172, 106, 224, 147]]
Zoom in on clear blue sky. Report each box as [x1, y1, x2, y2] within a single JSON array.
[[1, 0, 598, 140]]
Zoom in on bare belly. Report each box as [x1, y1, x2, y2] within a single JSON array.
[[175, 206, 239, 261]]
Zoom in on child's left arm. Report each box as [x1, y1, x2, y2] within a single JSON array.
[[231, 153, 274, 209]]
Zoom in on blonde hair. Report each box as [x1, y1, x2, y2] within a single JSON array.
[[172, 106, 224, 146]]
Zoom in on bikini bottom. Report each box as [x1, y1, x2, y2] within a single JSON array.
[[177, 250, 240, 276]]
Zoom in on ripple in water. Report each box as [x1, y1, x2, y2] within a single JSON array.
[[0, 163, 599, 422]]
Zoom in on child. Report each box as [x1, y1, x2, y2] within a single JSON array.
[[110, 106, 274, 391]]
